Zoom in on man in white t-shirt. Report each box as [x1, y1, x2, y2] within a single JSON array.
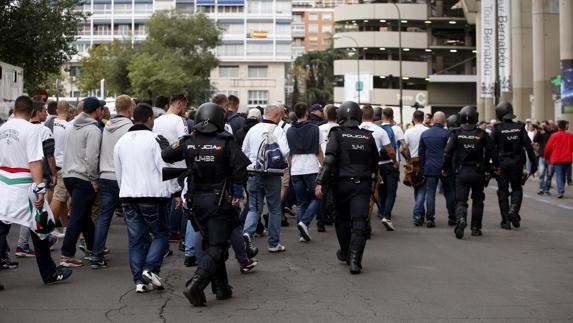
[[360, 105, 398, 231], [152, 94, 194, 261], [286, 103, 323, 242], [316, 105, 338, 231], [49, 100, 71, 237], [242, 104, 290, 253], [404, 110, 429, 226], [0, 95, 72, 285]]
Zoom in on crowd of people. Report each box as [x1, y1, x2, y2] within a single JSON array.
[[1, 93, 572, 306]]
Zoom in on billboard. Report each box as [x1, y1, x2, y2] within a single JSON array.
[[562, 59, 573, 114], [497, 0, 511, 92], [480, 0, 496, 98], [344, 73, 372, 104]]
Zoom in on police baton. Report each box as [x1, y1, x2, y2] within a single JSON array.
[[246, 166, 286, 177]]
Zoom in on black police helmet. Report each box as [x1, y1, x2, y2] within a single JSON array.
[[495, 101, 516, 121], [337, 101, 362, 127], [194, 102, 226, 134], [459, 105, 479, 125], [447, 113, 461, 129]]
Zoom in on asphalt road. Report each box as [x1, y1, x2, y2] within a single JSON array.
[[1, 180, 572, 323]]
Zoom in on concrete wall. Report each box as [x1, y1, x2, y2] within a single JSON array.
[[335, 3, 427, 22], [333, 31, 428, 49], [334, 59, 428, 78]]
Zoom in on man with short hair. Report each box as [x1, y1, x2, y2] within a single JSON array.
[[242, 105, 290, 252], [45, 100, 58, 128], [0, 95, 72, 285], [316, 104, 338, 231], [544, 120, 573, 199], [286, 103, 323, 242], [60, 97, 103, 267], [404, 110, 429, 226], [534, 121, 556, 195], [114, 103, 171, 293], [226, 95, 245, 134], [91, 95, 134, 269], [153, 95, 169, 119], [419, 111, 455, 227], [308, 104, 326, 126], [49, 101, 71, 238]]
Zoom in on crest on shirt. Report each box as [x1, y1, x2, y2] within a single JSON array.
[[171, 140, 181, 149]]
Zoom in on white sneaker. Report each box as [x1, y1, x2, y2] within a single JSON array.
[[142, 270, 164, 290], [268, 244, 286, 253], [298, 236, 306, 242], [297, 222, 311, 241], [135, 283, 153, 293], [382, 217, 395, 231], [52, 228, 66, 239]]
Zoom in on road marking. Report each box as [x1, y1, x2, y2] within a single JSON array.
[[488, 185, 573, 211]]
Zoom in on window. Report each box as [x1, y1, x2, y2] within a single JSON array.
[[276, 43, 291, 57], [221, 90, 240, 97], [176, 3, 194, 13], [218, 5, 243, 13], [248, 90, 268, 106], [135, 24, 146, 35], [93, 3, 112, 14], [219, 65, 239, 78], [276, 1, 291, 14], [78, 24, 90, 36], [276, 24, 291, 36], [114, 3, 131, 14], [115, 24, 131, 36], [247, 43, 273, 56], [69, 66, 82, 77], [13, 71, 17, 83], [197, 5, 215, 13], [134, 3, 153, 13], [308, 24, 319, 33], [94, 25, 111, 35], [322, 13, 332, 21], [308, 13, 318, 21], [221, 23, 244, 35], [322, 25, 332, 33], [217, 44, 244, 56], [248, 0, 273, 14], [247, 23, 273, 34], [248, 65, 268, 78]]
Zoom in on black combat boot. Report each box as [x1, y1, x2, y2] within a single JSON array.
[[471, 228, 482, 236], [183, 273, 210, 306], [211, 264, 232, 301], [454, 218, 466, 240], [348, 245, 364, 275], [500, 213, 512, 230], [508, 207, 520, 228], [336, 249, 348, 264]]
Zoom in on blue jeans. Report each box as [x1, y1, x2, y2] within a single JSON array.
[[62, 177, 96, 258], [292, 173, 319, 226], [378, 163, 399, 219], [168, 197, 183, 236], [554, 162, 571, 194], [123, 200, 169, 284], [93, 179, 120, 259], [538, 157, 554, 192], [184, 220, 196, 257], [413, 183, 427, 220], [425, 176, 455, 222], [243, 175, 282, 248]]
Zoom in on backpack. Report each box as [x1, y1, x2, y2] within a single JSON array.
[[256, 124, 287, 170], [381, 124, 398, 151]]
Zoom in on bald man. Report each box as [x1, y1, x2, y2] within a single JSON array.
[[418, 111, 456, 227]]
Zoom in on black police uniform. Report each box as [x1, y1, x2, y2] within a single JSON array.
[[443, 106, 498, 239], [316, 101, 379, 274], [161, 103, 250, 306], [492, 102, 537, 229]]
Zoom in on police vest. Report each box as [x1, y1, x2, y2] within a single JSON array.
[[185, 133, 233, 187], [493, 121, 526, 162], [454, 127, 486, 166], [334, 127, 377, 179]]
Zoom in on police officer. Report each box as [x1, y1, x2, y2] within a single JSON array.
[[161, 102, 251, 306], [314, 101, 379, 274], [443, 106, 498, 239], [442, 113, 462, 226], [447, 113, 461, 131], [492, 102, 537, 230]]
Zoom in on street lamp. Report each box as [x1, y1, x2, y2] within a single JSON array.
[[333, 34, 361, 105], [390, 1, 404, 124]]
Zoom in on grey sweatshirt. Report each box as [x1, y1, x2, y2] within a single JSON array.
[[62, 112, 102, 182], [99, 116, 133, 181]]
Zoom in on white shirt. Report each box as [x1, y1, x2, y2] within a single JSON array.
[[114, 128, 171, 198], [278, 120, 291, 133], [404, 124, 428, 158], [52, 118, 69, 168], [153, 113, 189, 178], [360, 122, 390, 151], [392, 125, 405, 142], [242, 122, 290, 166], [290, 154, 320, 176], [0, 119, 43, 169], [319, 122, 338, 153]]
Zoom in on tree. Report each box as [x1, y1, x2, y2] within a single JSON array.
[[0, 0, 85, 93], [77, 39, 134, 95], [293, 49, 345, 106], [128, 11, 220, 105]]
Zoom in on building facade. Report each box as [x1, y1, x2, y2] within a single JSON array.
[[333, 0, 476, 122], [68, 0, 292, 111]]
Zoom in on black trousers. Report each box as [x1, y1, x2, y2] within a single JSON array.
[[455, 167, 485, 230], [192, 192, 234, 279], [496, 163, 523, 219], [332, 180, 371, 255], [0, 222, 56, 283], [317, 182, 335, 226]]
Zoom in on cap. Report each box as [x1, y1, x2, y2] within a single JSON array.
[[247, 108, 261, 119], [310, 104, 323, 113], [83, 97, 104, 113]]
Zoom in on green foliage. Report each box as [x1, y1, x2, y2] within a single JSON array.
[[77, 39, 135, 95], [129, 11, 220, 105], [0, 0, 85, 93], [293, 49, 345, 106]]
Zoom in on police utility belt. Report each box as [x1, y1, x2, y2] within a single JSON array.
[[337, 177, 369, 184]]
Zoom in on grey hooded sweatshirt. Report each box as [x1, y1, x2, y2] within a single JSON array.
[[62, 112, 102, 182], [99, 116, 133, 181]]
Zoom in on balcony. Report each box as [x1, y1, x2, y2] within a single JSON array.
[[333, 31, 428, 49], [335, 3, 427, 23], [334, 60, 428, 79]]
